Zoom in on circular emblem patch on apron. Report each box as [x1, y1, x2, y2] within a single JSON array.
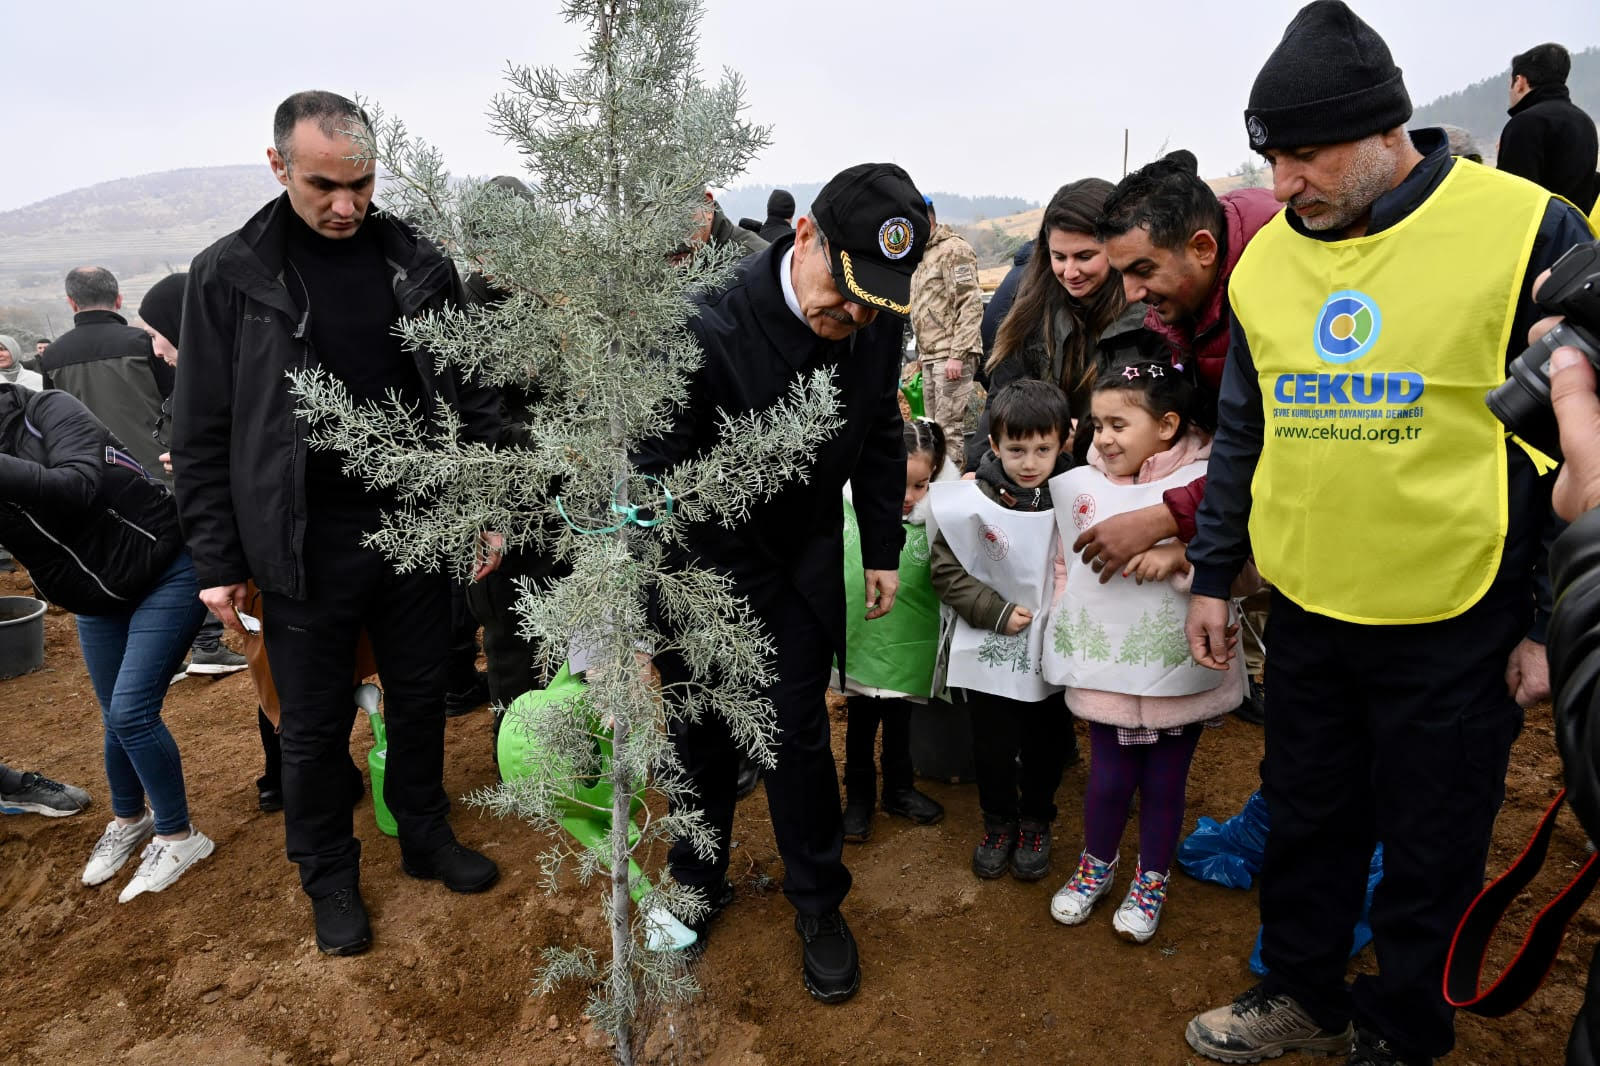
[[980, 524, 1010, 561], [1072, 493, 1097, 530], [879, 217, 914, 260]]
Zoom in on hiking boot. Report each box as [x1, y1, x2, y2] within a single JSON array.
[[1, 771, 91, 817], [1348, 1029, 1424, 1066], [1011, 818, 1052, 881], [1050, 851, 1118, 926], [795, 910, 860, 1004], [842, 802, 873, 843], [882, 786, 944, 825], [118, 827, 215, 902], [1186, 985, 1355, 1063], [1112, 861, 1169, 944], [401, 840, 499, 893], [972, 820, 1017, 879], [312, 886, 372, 956], [444, 671, 490, 717], [82, 812, 155, 886], [188, 644, 248, 676]]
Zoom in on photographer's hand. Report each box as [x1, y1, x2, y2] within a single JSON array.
[[1532, 257, 1600, 522]]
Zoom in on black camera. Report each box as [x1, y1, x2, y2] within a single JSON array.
[[1486, 239, 1600, 460]]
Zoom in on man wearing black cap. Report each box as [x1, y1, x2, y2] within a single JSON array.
[[635, 162, 927, 1004], [759, 187, 795, 242], [1181, 4, 1597, 1064]]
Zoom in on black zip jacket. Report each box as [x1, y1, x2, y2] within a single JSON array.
[[0, 384, 183, 615], [1190, 129, 1595, 643], [172, 195, 500, 597], [39, 309, 170, 480], [1498, 84, 1600, 211]]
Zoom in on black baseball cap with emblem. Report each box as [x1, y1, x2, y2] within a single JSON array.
[[810, 163, 929, 321]]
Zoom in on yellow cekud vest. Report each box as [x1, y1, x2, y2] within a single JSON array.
[[1232, 160, 1553, 624]]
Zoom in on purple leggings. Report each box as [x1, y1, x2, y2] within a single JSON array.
[[1082, 721, 1203, 875]]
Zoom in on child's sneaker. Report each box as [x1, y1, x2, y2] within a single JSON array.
[[1050, 851, 1118, 925], [971, 819, 1017, 879], [81, 812, 155, 886], [118, 827, 215, 902], [1010, 818, 1052, 881], [1112, 861, 1169, 943]]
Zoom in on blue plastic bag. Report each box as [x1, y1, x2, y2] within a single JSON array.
[[1178, 790, 1272, 889], [1250, 844, 1384, 976]]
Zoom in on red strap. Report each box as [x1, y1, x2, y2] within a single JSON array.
[[1444, 788, 1600, 1016]]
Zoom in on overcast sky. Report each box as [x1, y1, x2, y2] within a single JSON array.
[[3, 0, 1596, 214]]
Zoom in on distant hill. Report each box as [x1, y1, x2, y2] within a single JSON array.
[[1413, 46, 1600, 159], [715, 183, 1036, 227]]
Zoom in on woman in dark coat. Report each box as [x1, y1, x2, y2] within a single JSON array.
[[0, 381, 214, 901], [967, 179, 1160, 470]]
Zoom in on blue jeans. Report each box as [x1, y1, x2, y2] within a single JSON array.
[[75, 550, 206, 835]]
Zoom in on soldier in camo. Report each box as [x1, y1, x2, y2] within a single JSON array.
[[909, 199, 984, 463]]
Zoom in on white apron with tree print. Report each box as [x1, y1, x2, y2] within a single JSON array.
[[1042, 463, 1224, 697], [927, 481, 1062, 702]]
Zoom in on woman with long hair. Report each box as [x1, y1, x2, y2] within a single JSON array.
[[966, 179, 1157, 470]]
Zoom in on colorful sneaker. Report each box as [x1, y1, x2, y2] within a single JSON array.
[[1112, 861, 1169, 943], [1185, 985, 1354, 1063], [117, 827, 216, 902], [971, 820, 1017, 879], [0, 771, 91, 817], [81, 812, 155, 886], [1050, 851, 1118, 926]]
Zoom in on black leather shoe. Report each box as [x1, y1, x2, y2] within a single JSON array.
[[257, 785, 283, 813], [1232, 676, 1266, 726], [795, 911, 860, 1004], [444, 671, 491, 717], [734, 756, 761, 801], [882, 786, 944, 825], [401, 841, 500, 893], [682, 880, 734, 959], [312, 886, 372, 956], [842, 802, 873, 842]]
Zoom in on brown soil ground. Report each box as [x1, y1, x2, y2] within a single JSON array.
[[0, 564, 1593, 1066]]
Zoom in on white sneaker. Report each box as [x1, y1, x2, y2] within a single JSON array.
[[1050, 851, 1118, 926], [118, 826, 215, 903], [1111, 861, 1169, 944], [82, 812, 155, 885]]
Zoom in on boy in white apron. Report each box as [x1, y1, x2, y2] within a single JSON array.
[[929, 380, 1075, 882]]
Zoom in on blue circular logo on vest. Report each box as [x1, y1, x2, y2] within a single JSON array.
[[1313, 290, 1382, 364]]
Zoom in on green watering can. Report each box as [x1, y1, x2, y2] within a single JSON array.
[[357, 684, 399, 837], [497, 664, 696, 953]]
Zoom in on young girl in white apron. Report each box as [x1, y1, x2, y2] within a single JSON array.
[[1042, 361, 1250, 943], [839, 419, 952, 841]]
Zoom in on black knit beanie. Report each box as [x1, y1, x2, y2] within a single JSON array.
[[1245, 0, 1411, 151], [766, 188, 795, 219], [139, 272, 187, 347]]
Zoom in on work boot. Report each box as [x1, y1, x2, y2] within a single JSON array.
[[312, 886, 372, 956], [1186, 985, 1354, 1062], [795, 910, 860, 1004]]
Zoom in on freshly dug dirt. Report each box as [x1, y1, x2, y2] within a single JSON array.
[[0, 565, 1591, 1064]]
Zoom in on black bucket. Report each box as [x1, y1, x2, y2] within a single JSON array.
[[910, 698, 977, 783], [0, 596, 46, 679]]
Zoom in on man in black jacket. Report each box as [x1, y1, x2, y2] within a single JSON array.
[[40, 267, 168, 480], [173, 90, 503, 957], [634, 163, 926, 1005], [1499, 42, 1599, 211], [759, 187, 796, 242]]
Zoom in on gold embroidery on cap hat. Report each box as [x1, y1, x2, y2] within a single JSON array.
[[839, 250, 910, 315]]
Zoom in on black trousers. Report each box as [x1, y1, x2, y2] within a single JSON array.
[[447, 579, 481, 694], [843, 695, 914, 803], [966, 688, 1072, 825], [661, 592, 849, 916], [261, 514, 455, 898], [464, 545, 566, 710], [1258, 584, 1526, 1062]]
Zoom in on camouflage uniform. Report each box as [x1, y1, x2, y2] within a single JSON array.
[[909, 224, 983, 462]]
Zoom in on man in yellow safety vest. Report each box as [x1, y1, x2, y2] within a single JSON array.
[[1179, 3, 1597, 1065]]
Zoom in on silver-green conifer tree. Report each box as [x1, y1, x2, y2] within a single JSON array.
[[286, 3, 843, 1060]]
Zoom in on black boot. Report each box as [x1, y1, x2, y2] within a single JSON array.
[[312, 885, 372, 956], [842, 800, 873, 843], [795, 911, 861, 1004], [401, 840, 500, 893], [734, 754, 762, 800], [882, 785, 944, 825]]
